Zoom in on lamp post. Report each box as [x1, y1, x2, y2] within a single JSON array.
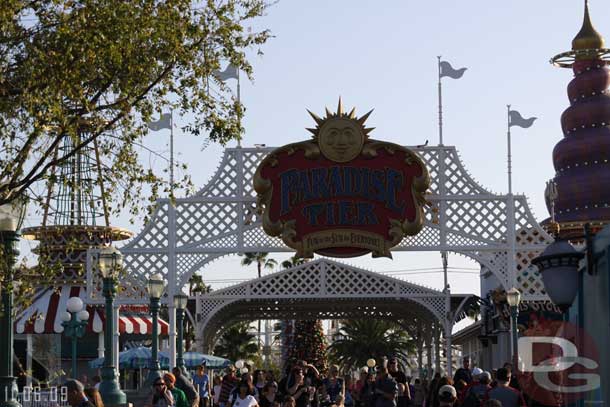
[[147, 273, 165, 384], [60, 297, 89, 379], [174, 292, 188, 374], [96, 247, 127, 406], [506, 287, 522, 372], [0, 198, 27, 407], [366, 358, 376, 374]]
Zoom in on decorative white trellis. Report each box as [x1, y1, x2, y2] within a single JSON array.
[[92, 145, 550, 302], [194, 258, 476, 353], [87, 144, 552, 371]]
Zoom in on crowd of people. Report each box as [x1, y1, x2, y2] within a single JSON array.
[[62, 356, 526, 407]]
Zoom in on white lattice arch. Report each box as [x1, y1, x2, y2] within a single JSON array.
[[195, 258, 474, 352], [96, 145, 551, 306]]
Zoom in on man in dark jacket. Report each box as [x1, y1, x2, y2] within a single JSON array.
[[453, 358, 472, 385], [375, 367, 398, 407], [173, 367, 200, 407]]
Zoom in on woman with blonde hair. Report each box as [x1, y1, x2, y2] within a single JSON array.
[[84, 387, 105, 407]]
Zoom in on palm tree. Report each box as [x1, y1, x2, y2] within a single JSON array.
[[241, 252, 277, 341], [241, 252, 277, 279], [281, 255, 307, 269], [328, 319, 416, 370], [213, 322, 259, 363], [188, 273, 211, 296]]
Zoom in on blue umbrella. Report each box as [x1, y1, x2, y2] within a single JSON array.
[[88, 346, 154, 369], [159, 352, 230, 369]]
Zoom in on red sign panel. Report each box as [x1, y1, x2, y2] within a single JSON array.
[[254, 102, 430, 258]]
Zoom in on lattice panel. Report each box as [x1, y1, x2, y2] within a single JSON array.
[[242, 226, 286, 250], [446, 199, 508, 242], [250, 263, 322, 296], [176, 202, 239, 246], [442, 149, 490, 195], [125, 203, 169, 249], [400, 223, 441, 248], [515, 197, 552, 246], [326, 264, 396, 296], [195, 150, 239, 197], [123, 252, 169, 283], [242, 150, 267, 197]]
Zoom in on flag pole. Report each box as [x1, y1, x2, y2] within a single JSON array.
[[506, 104, 512, 195], [170, 108, 175, 199], [237, 68, 242, 147], [437, 56, 443, 146]]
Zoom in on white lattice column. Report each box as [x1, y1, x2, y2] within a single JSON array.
[[434, 325, 441, 373], [506, 194, 517, 289], [98, 331, 105, 358], [168, 202, 177, 369], [26, 334, 32, 388], [113, 303, 120, 377]]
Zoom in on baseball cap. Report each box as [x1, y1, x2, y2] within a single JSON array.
[[438, 385, 457, 402], [479, 372, 492, 382], [472, 367, 483, 377]]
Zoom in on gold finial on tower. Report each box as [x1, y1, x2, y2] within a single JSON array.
[[572, 0, 605, 51]]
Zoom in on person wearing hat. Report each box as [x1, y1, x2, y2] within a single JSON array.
[[453, 357, 472, 385], [438, 385, 457, 407], [193, 364, 211, 407], [65, 379, 96, 407], [165, 372, 190, 407]]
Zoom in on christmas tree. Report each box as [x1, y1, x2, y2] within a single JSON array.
[[286, 320, 328, 373]]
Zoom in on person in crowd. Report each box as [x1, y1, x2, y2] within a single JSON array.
[[484, 368, 525, 407], [255, 370, 267, 394], [437, 385, 457, 407], [297, 360, 321, 386], [165, 373, 190, 407], [265, 371, 277, 387], [405, 377, 414, 403], [212, 376, 223, 407], [231, 381, 259, 407], [91, 376, 101, 391], [462, 371, 491, 407], [259, 382, 279, 407], [322, 365, 344, 404], [374, 367, 397, 407], [344, 375, 355, 407], [220, 366, 240, 407], [173, 367, 200, 407], [284, 396, 296, 407], [454, 380, 467, 401], [193, 364, 211, 407], [500, 364, 520, 391], [353, 369, 368, 407], [65, 380, 95, 407], [84, 387, 104, 407], [278, 361, 296, 399], [396, 384, 409, 407], [147, 377, 175, 407], [285, 367, 313, 407], [387, 358, 407, 386], [432, 378, 453, 407], [359, 372, 376, 407], [453, 358, 472, 385], [230, 374, 259, 404], [426, 373, 441, 407], [336, 394, 346, 407], [411, 379, 425, 407], [483, 400, 501, 407]]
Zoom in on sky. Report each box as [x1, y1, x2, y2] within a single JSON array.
[[20, 1, 610, 300]]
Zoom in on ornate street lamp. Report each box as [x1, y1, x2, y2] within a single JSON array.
[[506, 287, 522, 372], [366, 358, 376, 373], [0, 197, 27, 407], [531, 239, 583, 314], [61, 297, 89, 378], [147, 273, 165, 384], [174, 292, 188, 374], [96, 247, 127, 406]]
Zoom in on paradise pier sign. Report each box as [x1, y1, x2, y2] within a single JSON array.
[[254, 100, 430, 258]]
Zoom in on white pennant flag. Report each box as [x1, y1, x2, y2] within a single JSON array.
[[147, 113, 171, 131], [509, 110, 537, 128], [214, 65, 239, 82]]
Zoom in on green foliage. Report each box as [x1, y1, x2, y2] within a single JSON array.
[[213, 322, 259, 363], [0, 0, 271, 218], [240, 252, 277, 277], [281, 255, 307, 269], [328, 319, 416, 370]]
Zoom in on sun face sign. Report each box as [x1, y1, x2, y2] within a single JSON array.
[[253, 99, 430, 259]]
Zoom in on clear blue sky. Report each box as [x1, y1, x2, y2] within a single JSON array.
[[21, 0, 610, 297]]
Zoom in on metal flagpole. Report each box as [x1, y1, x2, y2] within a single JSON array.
[[237, 69, 242, 147], [506, 105, 512, 195], [506, 105, 518, 289], [168, 108, 177, 369], [437, 56, 443, 146]]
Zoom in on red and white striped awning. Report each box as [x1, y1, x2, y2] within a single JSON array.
[[15, 286, 169, 335]]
